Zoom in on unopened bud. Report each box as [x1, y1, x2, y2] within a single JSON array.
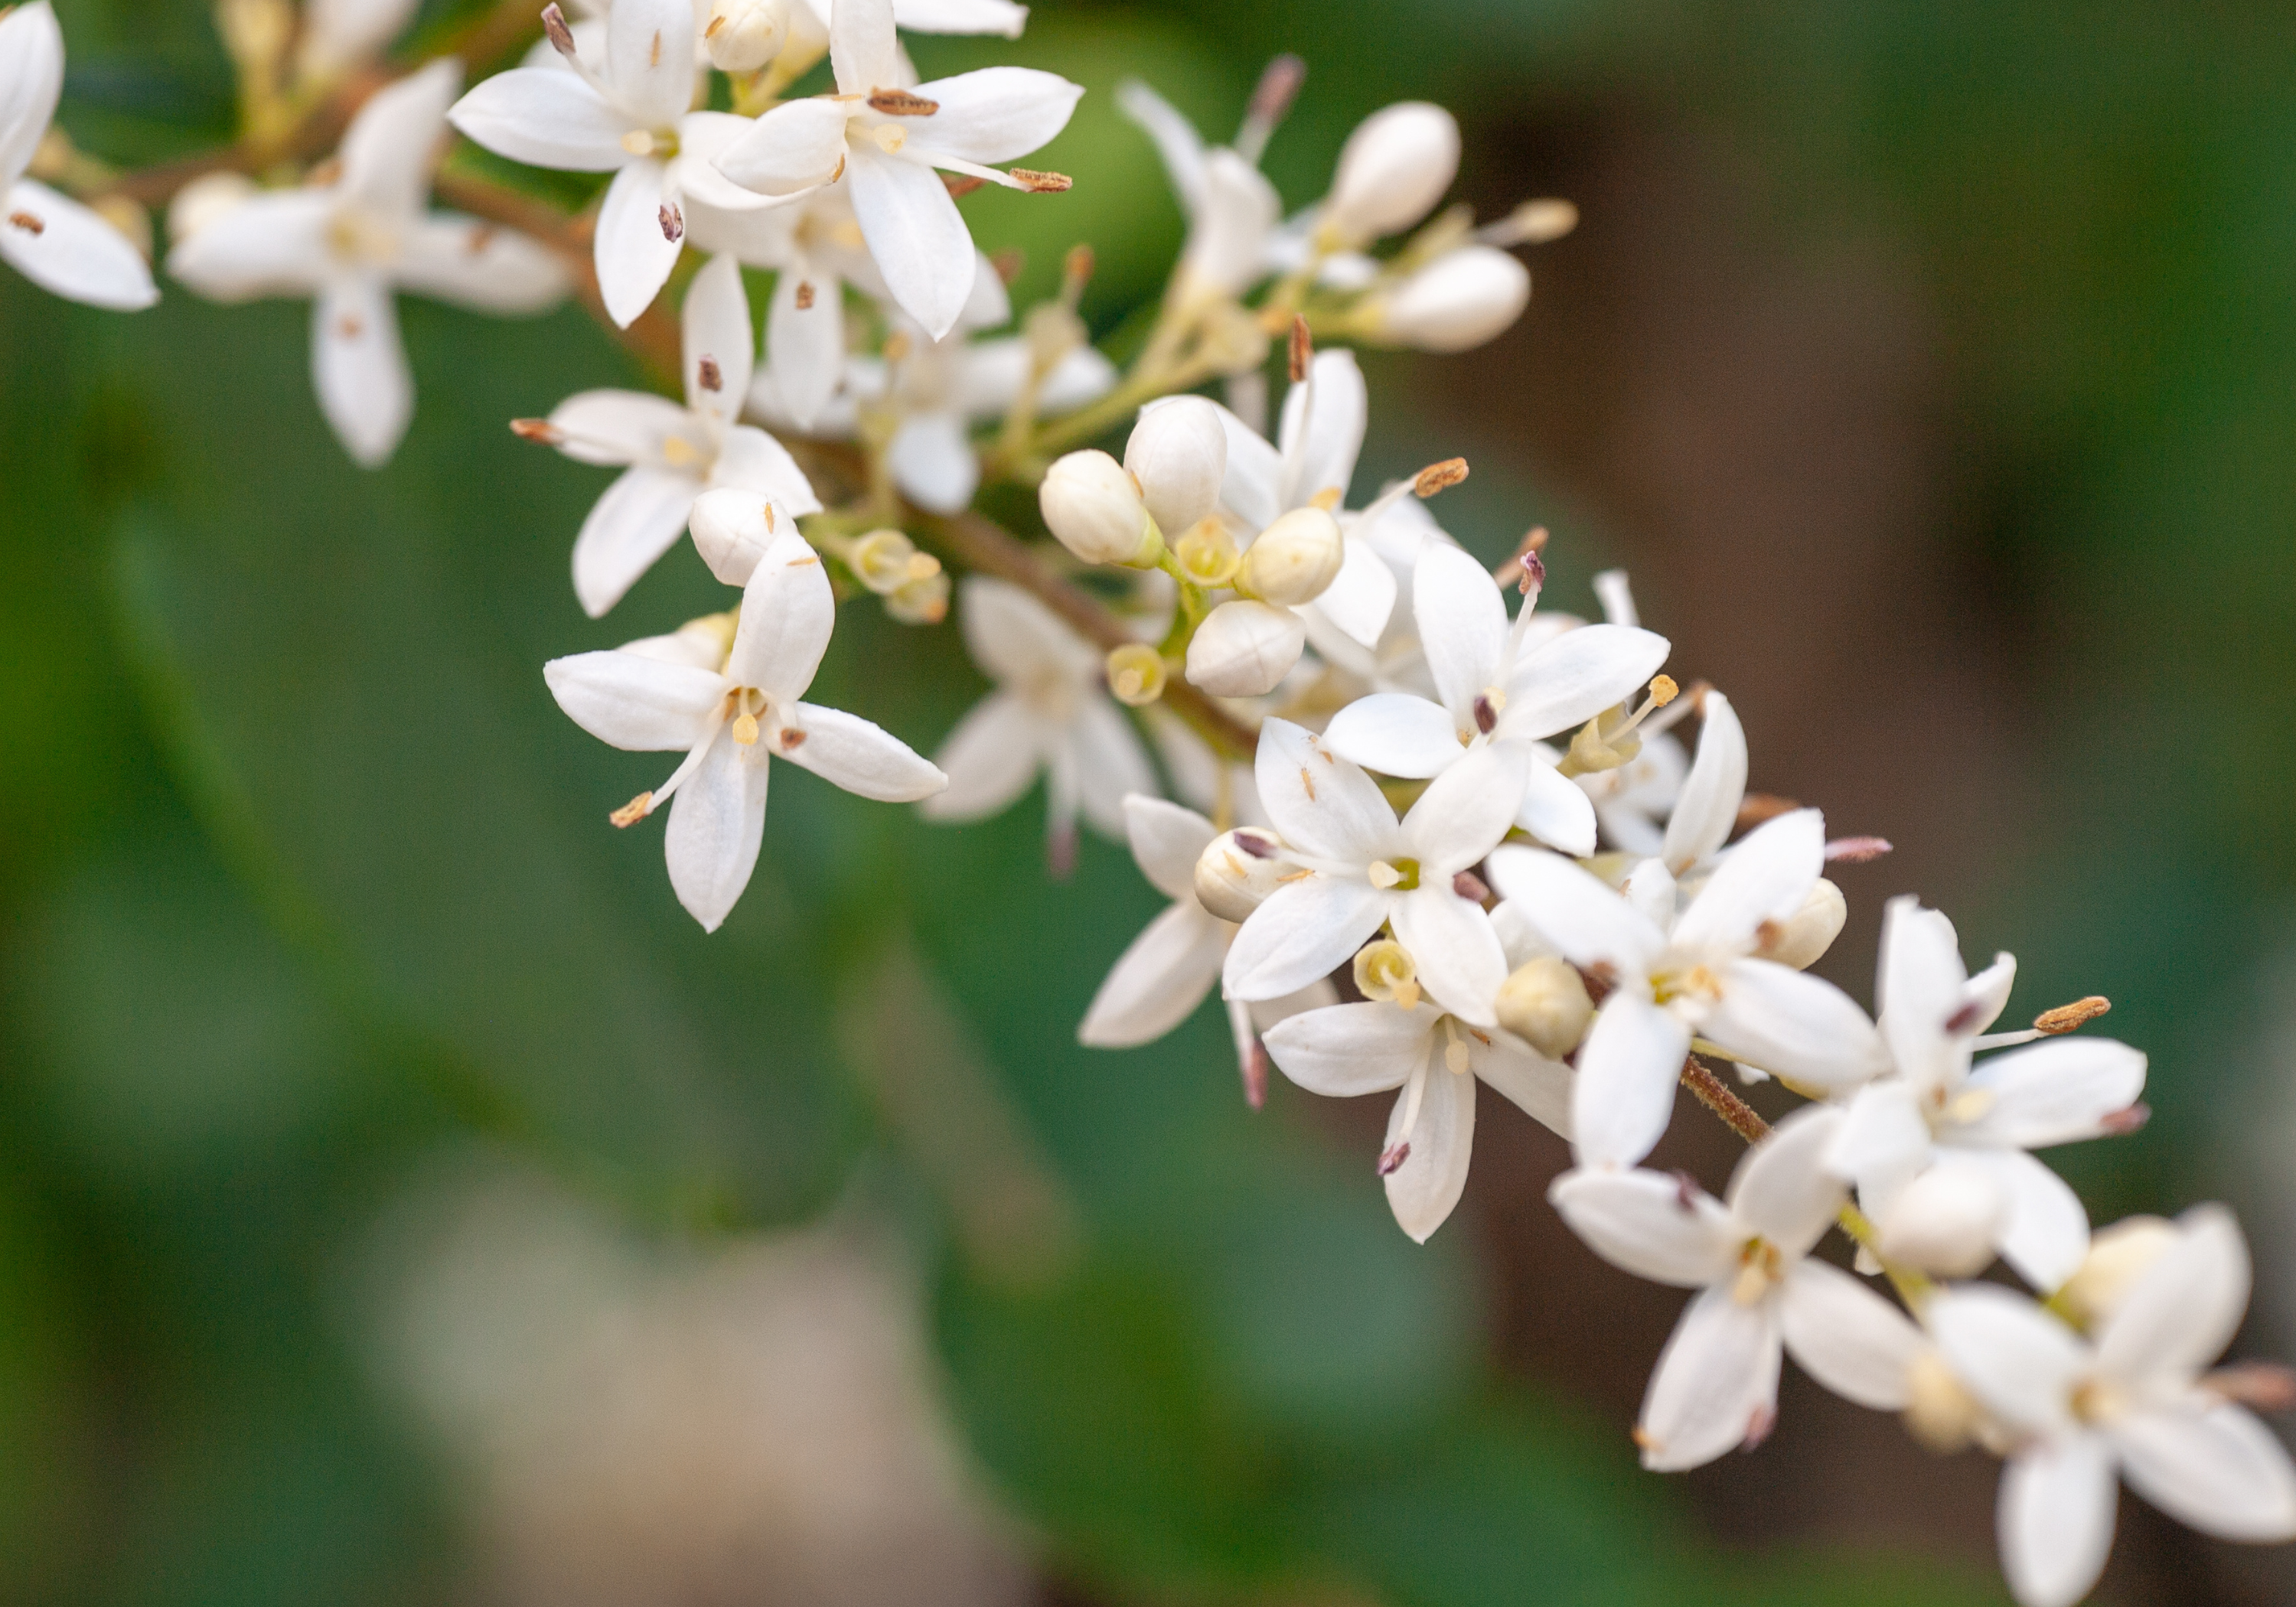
[[1105, 643, 1166, 706], [885, 569, 949, 624], [1172, 519, 1242, 588], [689, 487, 781, 585], [1353, 939, 1421, 1009], [1366, 245, 1531, 353], [167, 170, 258, 244], [1235, 506, 1344, 606], [2056, 1216, 2178, 1329], [1194, 827, 1290, 922], [1185, 600, 1306, 696], [848, 527, 922, 594], [703, 0, 788, 71], [1754, 878, 1846, 970], [1123, 397, 1228, 536], [1875, 1166, 2006, 1279], [1039, 449, 1159, 566], [1494, 957, 1592, 1060], [1324, 101, 1460, 244]]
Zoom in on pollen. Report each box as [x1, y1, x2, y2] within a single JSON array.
[[867, 88, 940, 116], [1413, 457, 1469, 497], [2036, 996, 2112, 1034], [7, 210, 44, 235], [610, 791, 654, 827], [732, 712, 761, 745], [1649, 674, 1678, 707], [1009, 168, 1073, 192]]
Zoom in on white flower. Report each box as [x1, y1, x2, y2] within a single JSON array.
[[523, 253, 821, 617], [1265, 995, 1570, 1243], [712, 0, 1081, 339], [1324, 542, 1670, 856], [1318, 101, 1458, 249], [1551, 1105, 1908, 1468], [544, 532, 946, 930], [1115, 78, 1282, 307], [1222, 718, 1526, 1026], [1487, 809, 1887, 1169], [0, 2, 158, 310], [1929, 1208, 2296, 1607], [295, 0, 422, 83], [1080, 796, 1332, 1103], [448, 0, 781, 326], [1828, 897, 2148, 1289], [920, 577, 1156, 867], [1359, 244, 1529, 352], [169, 61, 567, 467]]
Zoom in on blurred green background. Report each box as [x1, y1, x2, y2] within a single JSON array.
[[5, 0, 2295, 1602]]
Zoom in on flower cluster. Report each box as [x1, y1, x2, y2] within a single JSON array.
[[15, 1, 2293, 1600]]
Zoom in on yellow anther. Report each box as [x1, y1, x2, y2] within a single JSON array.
[[871, 123, 907, 154], [1649, 674, 1678, 707], [620, 129, 656, 156], [1309, 486, 1342, 512], [1367, 861, 1403, 890], [732, 712, 761, 745], [1354, 939, 1421, 1010], [660, 435, 703, 469]]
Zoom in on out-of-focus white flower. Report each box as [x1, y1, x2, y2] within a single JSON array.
[[519, 253, 822, 616], [448, 0, 781, 326], [170, 62, 567, 467], [1115, 77, 1285, 310], [545, 533, 946, 930], [1489, 810, 1887, 1169], [1222, 719, 1525, 1026], [1360, 244, 1530, 353], [1267, 994, 1570, 1242], [1122, 396, 1228, 536], [295, 0, 421, 83], [921, 578, 1156, 869], [1325, 543, 1669, 856], [1929, 1208, 2296, 1607], [0, 3, 158, 310], [1552, 1106, 1916, 1468], [1828, 898, 2148, 1289], [713, 0, 1081, 338], [1318, 101, 1459, 249]]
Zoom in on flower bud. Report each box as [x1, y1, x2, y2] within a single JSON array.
[[2056, 1215, 2178, 1330], [1875, 1166, 2006, 1279], [1367, 245, 1531, 353], [1235, 507, 1344, 606], [1354, 939, 1421, 1009], [1104, 644, 1166, 706], [1494, 957, 1593, 1060], [168, 171, 259, 245], [1193, 826, 1290, 922], [1184, 599, 1306, 697], [703, 0, 788, 73], [884, 569, 949, 625], [1039, 449, 1159, 566], [1755, 878, 1847, 970], [1123, 398, 1227, 536], [1324, 102, 1460, 244], [849, 527, 937, 595]]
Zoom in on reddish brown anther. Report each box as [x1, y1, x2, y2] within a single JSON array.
[[1288, 314, 1311, 383], [1453, 869, 1490, 904], [540, 2, 576, 56], [2037, 996, 2112, 1035], [1733, 793, 1802, 833], [1009, 168, 1071, 193], [510, 417, 563, 443], [1376, 1141, 1411, 1177], [2099, 1103, 2151, 1136], [657, 202, 683, 242], [1413, 458, 1469, 497], [794, 279, 816, 309], [866, 88, 940, 116], [7, 210, 44, 235], [1825, 836, 1893, 863], [1234, 830, 1279, 859], [696, 356, 722, 392]]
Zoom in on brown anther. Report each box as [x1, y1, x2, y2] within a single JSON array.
[[1376, 1142, 1411, 1177], [609, 791, 654, 827], [778, 727, 806, 749], [696, 356, 722, 392], [510, 417, 563, 443], [1009, 168, 1072, 193], [2037, 996, 2112, 1035], [1825, 835, 1893, 863], [2099, 1103, 2151, 1136], [793, 279, 816, 310], [1629, 1426, 1658, 1451], [703, 12, 725, 33], [1288, 314, 1311, 383], [1943, 998, 1986, 1035], [866, 88, 940, 116], [941, 172, 984, 197], [1492, 526, 1549, 591], [1242, 1041, 1269, 1110], [1299, 765, 1316, 802], [1234, 830, 1279, 860], [1648, 674, 1678, 707], [1473, 693, 1499, 735], [540, 2, 576, 55], [307, 156, 344, 188], [1741, 1403, 1778, 1452], [657, 202, 683, 243], [1453, 870, 1490, 904], [990, 246, 1024, 285], [1062, 242, 1094, 289], [337, 315, 364, 338], [1581, 960, 1618, 1005], [1247, 53, 1307, 129], [1733, 793, 1802, 833], [2204, 1362, 2296, 1412], [1413, 457, 1469, 497], [467, 223, 497, 256], [1671, 1171, 1701, 1212], [7, 210, 44, 234], [1754, 917, 1785, 953]]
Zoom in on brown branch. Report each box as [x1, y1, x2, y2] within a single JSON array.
[[1681, 1054, 1771, 1145]]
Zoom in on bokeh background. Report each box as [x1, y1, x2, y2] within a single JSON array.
[[5, 0, 2296, 1602]]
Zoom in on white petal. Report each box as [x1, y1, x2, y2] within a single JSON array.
[[1038, 342, 1118, 412], [888, 410, 979, 511], [671, 112, 792, 214], [1114, 77, 1205, 216], [543, 649, 722, 749], [1401, 739, 1528, 873], [1384, 1057, 1473, 1243], [1183, 148, 1278, 298], [1, 179, 158, 309], [1514, 758, 1597, 855], [1122, 794, 1215, 903], [549, 388, 697, 465], [682, 252, 754, 421], [1277, 347, 1367, 509], [606, 0, 701, 131], [1322, 693, 1464, 779], [909, 67, 1082, 164], [1958, 1038, 2149, 1150], [1411, 541, 1508, 721], [395, 214, 569, 311], [1384, 885, 1499, 1027], [1724, 1103, 1848, 1257], [1570, 992, 1691, 1170], [1073, 696, 1159, 840], [1078, 901, 1227, 1047], [919, 693, 1042, 820], [1637, 1284, 1782, 1472], [1499, 624, 1672, 742], [1779, 1260, 1923, 1410], [1304, 533, 1398, 649], [767, 262, 844, 428], [1702, 957, 1887, 1092], [1253, 717, 1397, 865], [1926, 1284, 2088, 1435], [1662, 689, 1746, 873], [709, 425, 823, 512], [339, 58, 456, 217], [890, 0, 1028, 32], [2113, 1400, 2296, 1542], [1263, 1000, 1433, 1097], [1998, 1436, 2118, 1607], [165, 187, 332, 300], [714, 97, 851, 196], [726, 533, 834, 696], [1955, 1147, 2092, 1294], [1547, 1166, 1735, 1286], [1208, 394, 1284, 530], [957, 574, 1097, 686], [1876, 897, 1972, 1096], [778, 702, 942, 800], [664, 728, 768, 931], [1827, 1079, 1934, 1213], [594, 159, 683, 327], [1483, 845, 1668, 977], [2095, 1203, 2249, 1384], [448, 68, 630, 170], [311, 275, 411, 467], [0, 2, 65, 189], [830, 0, 899, 93], [846, 147, 977, 341], [572, 464, 700, 616], [1671, 807, 1825, 954], [1221, 875, 1390, 1002], [1471, 1031, 1573, 1137]]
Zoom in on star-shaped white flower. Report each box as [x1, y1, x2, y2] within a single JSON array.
[[521, 252, 821, 617], [545, 531, 946, 930], [1325, 542, 1671, 856], [0, 2, 158, 311], [1929, 1208, 2296, 1607], [920, 577, 1156, 869], [1222, 718, 1526, 1026], [1552, 1105, 1899, 1469], [1114, 77, 1284, 308], [448, 0, 781, 326], [169, 61, 568, 467], [712, 0, 1081, 339], [1488, 808, 1887, 1169]]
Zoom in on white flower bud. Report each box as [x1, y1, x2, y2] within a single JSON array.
[[703, 0, 788, 73], [1184, 599, 1306, 697], [168, 171, 259, 245], [1755, 878, 1847, 970], [1234, 507, 1344, 606], [1123, 398, 1227, 537], [1324, 102, 1460, 244], [690, 487, 784, 585], [1875, 1166, 2007, 1279], [1039, 450, 1159, 566], [1192, 826, 1290, 922], [1368, 245, 1531, 353], [1494, 957, 1593, 1060], [2057, 1215, 2179, 1329]]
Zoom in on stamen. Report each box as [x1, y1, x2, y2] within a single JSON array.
[[1442, 1019, 1471, 1074], [1473, 691, 1501, 733], [732, 712, 761, 745], [510, 417, 564, 444], [1288, 313, 1311, 383], [609, 791, 654, 826], [696, 356, 722, 392], [540, 2, 576, 57], [1734, 793, 1802, 832], [2036, 996, 2112, 1034], [1671, 1171, 1701, 1212], [991, 246, 1025, 285], [658, 202, 683, 242], [1825, 835, 1893, 863], [1489, 526, 1549, 591], [1453, 869, 1490, 904], [1367, 861, 1402, 889], [1413, 457, 1469, 497], [1234, 53, 1305, 164], [1059, 243, 1094, 306], [869, 88, 941, 115], [1376, 1141, 1411, 1176], [1298, 765, 1316, 801], [1234, 830, 1279, 859], [794, 279, 816, 309], [778, 727, 805, 749], [7, 210, 44, 235], [648, 28, 662, 66], [2099, 1103, 2151, 1136], [621, 129, 656, 157], [1008, 168, 1072, 192], [2203, 1362, 2296, 1411]]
